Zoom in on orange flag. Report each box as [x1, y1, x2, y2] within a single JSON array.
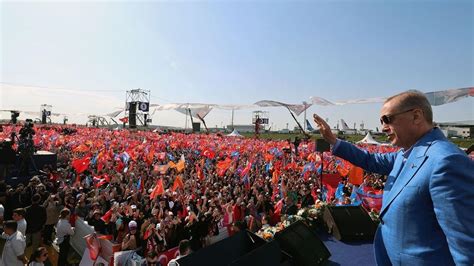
[[272, 169, 280, 184], [348, 166, 364, 185], [150, 179, 164, 199], [154, 164, 169, 175], [73, 144, 90, 153], [336, 164, 350, 177], [146, 148, 155, 165], [264, 153, 274, 162], [217, 158, 232, 170], [171, 175, 185, 192], [174, 157, 185, 173]]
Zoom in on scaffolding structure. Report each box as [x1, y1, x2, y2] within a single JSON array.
[[40, 104, 52, 124], [125, 89, 151, 128]]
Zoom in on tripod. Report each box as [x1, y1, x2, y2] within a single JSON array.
[[11, 129, 38, 177]]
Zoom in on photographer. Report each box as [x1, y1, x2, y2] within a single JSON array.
[[17, 120, 36, 176]]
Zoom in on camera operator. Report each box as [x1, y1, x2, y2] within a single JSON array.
[[17, 120, 36, 176]]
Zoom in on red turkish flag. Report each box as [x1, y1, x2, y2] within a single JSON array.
[[72, 156, 91, 174], [84, 234, 100, 261], [150, 179, 165, 199], [101, 209, 113, 224], [195, 164, 205, 181]]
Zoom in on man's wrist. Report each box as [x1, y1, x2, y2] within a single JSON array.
[[332, 139, 342, 152]]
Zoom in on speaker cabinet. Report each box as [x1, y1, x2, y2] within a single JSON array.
[[274, 220, 331, 266], [323, 205, 378, 241], [129, 102, 137, 128]]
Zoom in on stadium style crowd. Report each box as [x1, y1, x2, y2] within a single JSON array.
[[0, 125, 395, 265]]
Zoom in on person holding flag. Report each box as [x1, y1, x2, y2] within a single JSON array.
[[313, 90, 474, 265]]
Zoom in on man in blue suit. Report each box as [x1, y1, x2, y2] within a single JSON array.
[[313, 90, 473, 265]]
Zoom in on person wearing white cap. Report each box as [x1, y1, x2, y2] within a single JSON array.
[[121, 220, 139, 251]]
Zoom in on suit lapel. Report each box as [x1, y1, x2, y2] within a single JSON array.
[[379, 137, 437, 218], [381, 155, 404, 209], [380, 155, 428, 215], [379, 128, 445, 217]]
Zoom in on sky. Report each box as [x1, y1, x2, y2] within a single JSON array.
[[1, 0, 472, 131]]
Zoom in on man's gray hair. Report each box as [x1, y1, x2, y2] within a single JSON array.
[[385, 90, 433, 124]]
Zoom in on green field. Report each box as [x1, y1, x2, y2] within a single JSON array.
[[240, 132, 473, 149]]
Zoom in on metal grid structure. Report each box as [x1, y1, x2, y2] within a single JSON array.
[[252, 110, 269, 130], [125, 89, 151, 128], [40, 104, 52, 124]]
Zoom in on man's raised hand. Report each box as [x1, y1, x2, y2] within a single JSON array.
[[313, 113, 337, 145]]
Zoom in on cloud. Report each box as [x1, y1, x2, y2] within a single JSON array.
[[0, 83, 123, 123]]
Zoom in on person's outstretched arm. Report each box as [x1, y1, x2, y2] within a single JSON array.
[[313, 113, 396, 175]]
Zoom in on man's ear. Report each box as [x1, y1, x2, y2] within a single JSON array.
[[413, 109, 424, 125]]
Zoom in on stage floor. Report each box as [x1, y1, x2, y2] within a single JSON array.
[[317, 230, 376, 266]]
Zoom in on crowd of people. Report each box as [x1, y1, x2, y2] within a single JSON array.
[[0, 124, 396, 265]]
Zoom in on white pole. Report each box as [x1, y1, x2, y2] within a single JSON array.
[[303, 108, 307, 131]]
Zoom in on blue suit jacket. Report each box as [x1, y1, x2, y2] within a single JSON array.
[[333, 128, 474, 265]]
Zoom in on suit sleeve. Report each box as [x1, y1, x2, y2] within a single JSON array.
[[332, 140, 397, 176], [429, 153, 474, 265]]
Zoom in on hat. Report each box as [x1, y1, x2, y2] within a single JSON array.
[[30, 176, 41, 183], [128, 220, 137, 230], [131, 205, 137, 210]]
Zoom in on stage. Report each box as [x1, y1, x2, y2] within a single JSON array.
[[316, 229, 376, 265]]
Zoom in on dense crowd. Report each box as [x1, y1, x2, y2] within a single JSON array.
[[0, 124, 395, 265]]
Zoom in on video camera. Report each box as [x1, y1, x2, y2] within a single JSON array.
[[19, 119, 35, 139]]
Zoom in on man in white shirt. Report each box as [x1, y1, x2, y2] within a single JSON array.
[[12, 208, 27, 236], [1, 220, 27, 266], [168, 240, 191, 266], [55, 208, 75, 266]]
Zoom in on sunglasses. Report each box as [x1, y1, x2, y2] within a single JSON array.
[[380, 108, 416, 125], [42, 253, 48, 257]]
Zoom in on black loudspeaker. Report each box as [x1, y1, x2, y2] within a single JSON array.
[[315, 139, 330, 152], [230, 240, 285, 266], [323, 205, 378, 241], [0, 142, 16, 164], [192, 122, 201, 133], [177, 230, 290, 266], [41, 110, 47, 124], [274, 220, 331, 266], [129, 102, 137, 128], [33, 151, 57, 171]]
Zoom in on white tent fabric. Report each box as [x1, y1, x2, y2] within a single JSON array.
[[254, 100, 312, 116], [357, 132, 381, 145], [227, 129, 243, 137]]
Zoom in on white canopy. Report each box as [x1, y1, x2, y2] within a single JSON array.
[[357, 132, 381, 145], [226, 129, 244, 137]]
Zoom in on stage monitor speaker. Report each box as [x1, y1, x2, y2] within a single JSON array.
[[177, 230, 289, 266], [192, 122, 201, 133], [315, 139, 330, 153], [229, 239, 283, 266], [274, 220, 331, 266], [323, 205, 378, 241], [33, 151, 57, 171], [129, 102, 137, 128]]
